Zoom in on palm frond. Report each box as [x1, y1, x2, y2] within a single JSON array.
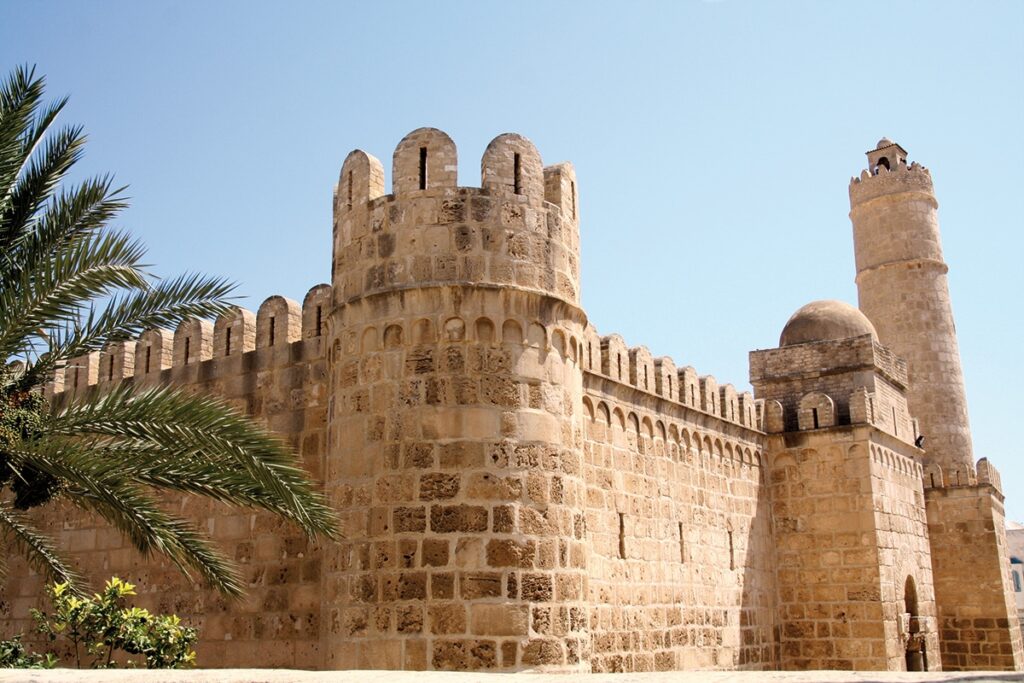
[[15, 272, 237, 390], [1, 123, 85, 250], [0, 66, 48, 221], [70, 479, 245, 598], [0, 501, 82, 589], [1, 175, 129, 280], [44, 383, 336, 538], [3, 439, 244, 597], [0, 228, 149, 361], [0, 65, 336, 602]]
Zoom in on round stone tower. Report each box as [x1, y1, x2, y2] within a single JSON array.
[[323, 128, 590, 671], [848, 139, 972, 474]]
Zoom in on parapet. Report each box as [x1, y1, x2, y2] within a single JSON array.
[[585, 327, 758, 430], [849, 160, 934, 206], [925, 458, 1003, 495], [331, 128, 581, 308], [760, 385, 918, 446], [99, 340, 135, 385], [136, 329, 173, 378], [977, 458, 1002, 492], [46, 284, 333, 397], [750, 333, 907, 389]]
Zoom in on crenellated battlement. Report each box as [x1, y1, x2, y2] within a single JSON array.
[[849, 160, 934, 206], [582, 325, 759, 431], [760, 385, 920, 447], [47, 283, 333, 398], [923, 457, 1003, 494], [331, 129, 581, 309]]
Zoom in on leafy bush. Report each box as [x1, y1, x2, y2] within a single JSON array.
[[1, 577, 197, 668], [0, 635, 56, 668]]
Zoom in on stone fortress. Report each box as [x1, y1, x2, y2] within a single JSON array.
[[7, 130, 1023, 673]]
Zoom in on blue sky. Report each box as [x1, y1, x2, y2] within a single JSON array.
[[3, 1, 1022, 518]]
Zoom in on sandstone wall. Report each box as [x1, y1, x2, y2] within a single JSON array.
[[323, 129, 590, 672], [867, 435, 940, 669], [7, 284, 334, 668], [579, 334, 775, 672], [924, 463, 1024, 670], [767, 427, 937, 671], [850, 161, 973, 475]]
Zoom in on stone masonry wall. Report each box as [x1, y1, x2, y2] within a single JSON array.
[[748, 337, 913, 445], [850, 161, 973, 475], [322, 129, 591, 672], [5, 131, 1018, 676], [767, 426, 937, 671], [580, 365, 776, 672], [925, 478, 1024, 670], [867, 434, 940, 670], [321, 288, 590, 671], [4, 285, 333, 668]]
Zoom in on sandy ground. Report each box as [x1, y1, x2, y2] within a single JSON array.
[[1, 670, 1022, 683]]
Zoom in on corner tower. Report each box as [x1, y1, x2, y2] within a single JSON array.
[[848, 139, 969, 475], [323, 129, 590, 671], [849, 140, 1023, 671]]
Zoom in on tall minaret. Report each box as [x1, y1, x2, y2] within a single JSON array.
[[848, 139, 972, 475]]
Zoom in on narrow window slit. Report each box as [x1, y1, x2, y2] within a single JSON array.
[[225, 328, 232, 356], [618, 513, 626, 559], [419, 147, 427, 190], [346, 170, 353, 208], [269, 317, 276, 347], [617, 355, 622, 379], [145, 347, 152, 373], [812, 407, 819, 429], [184, 337, 191, 365], [513, 153, 522, 195], [728, 530, 735, 570], [108, 356, 114, 381], [316, 306, 323, 337], [678, 522, 686, 563], [570, 181, 577, 220]]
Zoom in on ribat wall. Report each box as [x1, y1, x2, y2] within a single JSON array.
[[767, 426, 938, 671], [323, 129, 591, 672], [923, 461, 1024, 670], [10, 131, 1014, 675], [579, 328, 776, 672], [6, 287, 333, 668]]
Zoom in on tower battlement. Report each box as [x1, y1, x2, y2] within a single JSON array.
[[923, 457, 1003, 494], [331, 129, 580, 309], [849, 160, 934, 205], [849, 137, 933, 206]]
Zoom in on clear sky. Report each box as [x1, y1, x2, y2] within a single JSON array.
[[3, 2, 1022, 518]]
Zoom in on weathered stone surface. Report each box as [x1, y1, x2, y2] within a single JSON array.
[[16, 133, 1020, 675]]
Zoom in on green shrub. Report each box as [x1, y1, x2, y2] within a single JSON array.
[[0, 635, 56, 668], [1, 577, 197, 668]]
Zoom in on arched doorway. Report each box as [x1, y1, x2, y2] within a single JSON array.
[[904, 576, 926, 671]]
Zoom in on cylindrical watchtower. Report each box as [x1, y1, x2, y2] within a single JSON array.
[[848, 138, 972, 475], [322, 128, 590, 671]]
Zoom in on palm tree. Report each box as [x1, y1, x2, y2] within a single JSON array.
[[0, 66, 336, 598]]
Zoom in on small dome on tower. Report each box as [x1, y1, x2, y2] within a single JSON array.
[[876, 137, 895, 149], [779, 300, 878, 347]]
